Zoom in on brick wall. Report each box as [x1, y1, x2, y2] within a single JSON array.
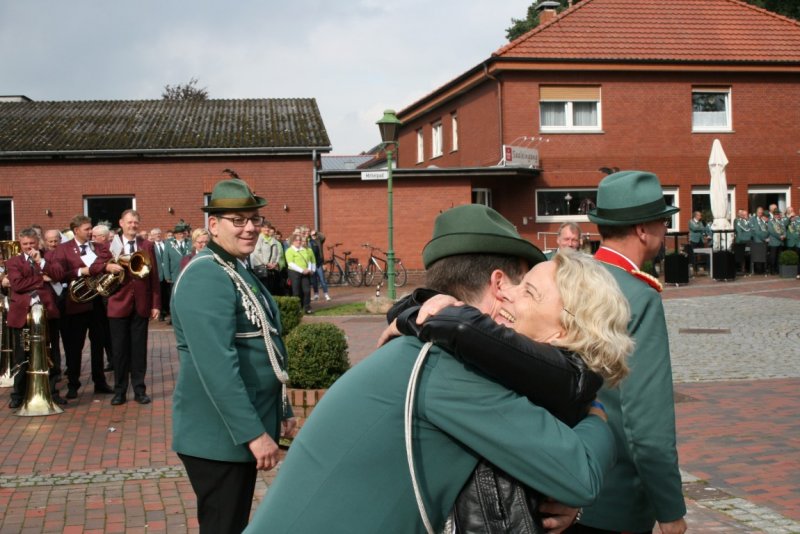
[[0, 155, 318, 236]]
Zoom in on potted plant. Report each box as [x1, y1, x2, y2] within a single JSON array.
[[285, 322, 350, 429], [778, 250, 799, 279]]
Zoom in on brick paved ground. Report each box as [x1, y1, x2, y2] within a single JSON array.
[[1, 273, 798, 533]]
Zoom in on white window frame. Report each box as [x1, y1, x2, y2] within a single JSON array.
[[416, 128, 424, 163], [692, 87, 732, 132], [83, 195, 136, 227], [431, 120, 443, 158], [535, 188, 597, 223], [472, 188, 492, 207], [0, 198, 14, 241], [747, 186, 790, 215], [539, 86, 602, 133], [691, 186, 736, 224], [662, 187, 680, 232], [451, 112, 459, 152]]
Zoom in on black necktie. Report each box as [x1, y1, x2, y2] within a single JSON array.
[[128, 240, 135, 254], [80, 244, 87, 256], [28, 256, 35, 271]]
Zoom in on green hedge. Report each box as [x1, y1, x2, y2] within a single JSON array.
[[275, 296, 302, 336], [779, 250, 799, 266], [286, 322, 350, 389]]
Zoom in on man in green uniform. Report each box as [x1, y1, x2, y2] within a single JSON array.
[[171, 178, 294, 534], [164, 221, 191, 287], [245, 204, 616, 534], [572, 171, 687, 534]]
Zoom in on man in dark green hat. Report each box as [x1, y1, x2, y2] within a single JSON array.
[[164, 221, 191, 288], [568, 170, 687, 534], [245, 204, 615, 533], [171, 178, 295, 534]]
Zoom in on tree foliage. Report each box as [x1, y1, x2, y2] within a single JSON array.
[[506, 0, 800, 42], [161, 77, 209, 101]]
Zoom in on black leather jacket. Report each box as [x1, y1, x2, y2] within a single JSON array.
[[389, 289, 603, 533]]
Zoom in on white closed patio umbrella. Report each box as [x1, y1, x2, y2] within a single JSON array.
[[709, 139, 732, 250]]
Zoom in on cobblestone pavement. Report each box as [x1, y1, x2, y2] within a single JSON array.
[[0, 275, 798, 533]]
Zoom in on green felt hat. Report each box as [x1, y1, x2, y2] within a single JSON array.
[[588, 170, 679, 226], [422, 204, 545, 269], [202, 178, 267, 214], [172, 220, 190, 233]]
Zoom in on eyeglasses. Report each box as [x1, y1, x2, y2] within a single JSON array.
[[217, 215, 265, 227]]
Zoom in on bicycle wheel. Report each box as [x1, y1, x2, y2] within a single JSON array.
[[393, 261, 408, 287], [363, 262, 378, 286], [346, 261, 364, 287], [325, 261, 343, 286]]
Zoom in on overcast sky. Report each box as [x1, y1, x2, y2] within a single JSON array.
[[1, 0, 532, 154]]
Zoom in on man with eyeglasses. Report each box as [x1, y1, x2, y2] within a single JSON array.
[[568, 171, 687, 534], [171, 177, 294, 534]]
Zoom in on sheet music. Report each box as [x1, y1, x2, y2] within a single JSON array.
[[81, 247, 97, 268]]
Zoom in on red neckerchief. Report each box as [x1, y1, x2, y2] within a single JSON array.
[[594, 246, 663, 293]]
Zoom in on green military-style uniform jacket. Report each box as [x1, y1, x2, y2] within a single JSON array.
[[786, 218, 800, 249], [245, 336, 615, 534], [767, 218, 786, 247], [734, 216, 753, 244], [751, 216, 769, 243], [164, 237, 192, 283], [581, 250, 686, 532], [171, 240, 289, 462], [688, 218, 710, 245]]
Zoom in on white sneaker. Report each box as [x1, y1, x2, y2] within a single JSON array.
[[325, 294, 331, 301], [312, 294, 319, 301]]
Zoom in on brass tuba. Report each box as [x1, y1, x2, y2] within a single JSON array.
[[0, 295, 16, 388], [68, 250, 152, 303], [0, 240, 21, 273], [14, 303, 63, 416]]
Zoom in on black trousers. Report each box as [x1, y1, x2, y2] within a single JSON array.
[[160, 280, 172, 317], [566, 524, 650, 534], [288, 270, 311, 311], [63, 300, 108, 390], [768, 245, 782, 274], [109, 312, 149, 397], [178, 453, 257, 534]]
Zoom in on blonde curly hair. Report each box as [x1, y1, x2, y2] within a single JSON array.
[[551, 249, 633, 387]]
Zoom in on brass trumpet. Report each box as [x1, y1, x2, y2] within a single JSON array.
[[0, 295, 16, 388], [15, 303, 63, 416], [68, 250, 152, 303]]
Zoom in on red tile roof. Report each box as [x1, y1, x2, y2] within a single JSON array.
[[495, 0, 800, 63]]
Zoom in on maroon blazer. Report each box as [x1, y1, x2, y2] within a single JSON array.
[[50, 239, 112, 315], [6, 252, 62, 328], [106, 236, 161, 319]]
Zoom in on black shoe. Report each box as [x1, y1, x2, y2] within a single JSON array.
[[52, 394, 68, 406], [66, 388, 78, 399], [9, 398, 22, 409], [94, 383, 114, 394], [110, 395, 126, 406], [134, 394, 151, 405], [104, 364, 114, 372]]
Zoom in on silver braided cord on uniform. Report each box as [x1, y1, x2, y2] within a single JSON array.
[[405, 342, 436, 534], [210, 252, 290, 414]]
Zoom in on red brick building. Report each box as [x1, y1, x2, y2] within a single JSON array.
[[320, 0, 800, 269], [0, 97, 330, 239]]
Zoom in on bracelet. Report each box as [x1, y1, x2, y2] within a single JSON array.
[[590, 400, 606, 413]]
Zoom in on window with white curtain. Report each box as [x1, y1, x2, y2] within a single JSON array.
[[416, 128, 424, 163], [431, 120, 443, 158], [539, 86, 601, 132], [451, 112, 458, 152], [692, 88, 731, 131]]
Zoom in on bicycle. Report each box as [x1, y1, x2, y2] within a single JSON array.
[[323, 243, 364, 287], [361, 243, 408, 288]]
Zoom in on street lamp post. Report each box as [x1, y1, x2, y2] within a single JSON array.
[[376, 109, 401, 300]]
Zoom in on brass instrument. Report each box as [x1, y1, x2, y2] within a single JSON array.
[[14, 303, 63, 416], [68, 250, 152, 303], [0, 295, 15, 388], [0, 240, 21, 273]]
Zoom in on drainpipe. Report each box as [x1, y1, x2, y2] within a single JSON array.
[[312, 149, 320, 230], [483, 62, 504, 150]]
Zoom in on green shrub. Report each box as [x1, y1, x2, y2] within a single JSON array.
[[286, 322, 350, 389], [641, 260, 657, 276], [778, 250, 799, 266], [275, 296, 302, 336]]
